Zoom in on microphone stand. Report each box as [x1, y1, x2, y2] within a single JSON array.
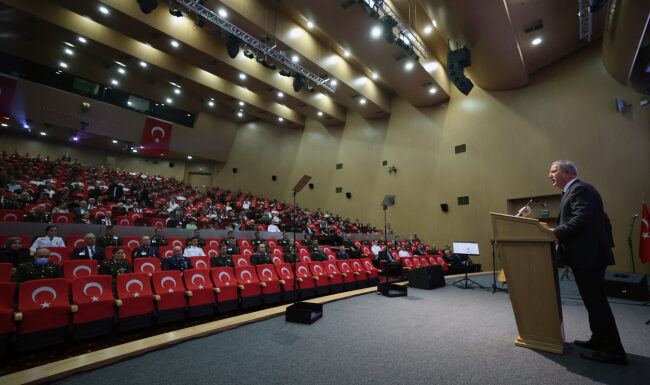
[[627, 215, 638, 273]]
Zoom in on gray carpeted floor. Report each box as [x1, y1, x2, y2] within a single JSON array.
[[57, 274, 650, 385]]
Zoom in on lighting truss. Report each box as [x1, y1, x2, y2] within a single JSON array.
[[174, 0, 336, 93], [577, 0, 593, 41], [363, 0, 428, 60]]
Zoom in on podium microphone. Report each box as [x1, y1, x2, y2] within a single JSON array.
[[516, 199, 537, 217], [632, 213, 639, 218]]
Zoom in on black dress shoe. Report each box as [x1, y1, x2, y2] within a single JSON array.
[[574, 339, 600, 350], [580, 350, 628, 365]]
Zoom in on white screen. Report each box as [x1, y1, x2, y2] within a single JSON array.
[[452, 242, 479, 255]]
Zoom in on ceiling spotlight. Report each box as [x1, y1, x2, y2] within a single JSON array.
[[132, 148, 138, 153], [111, 79, 119, 86], [194, 18, 205, 28], [77, 36, 87, 43], [404, 62, 414, 71], [40, 131, 47, 136], [173, 88, 181, 94], [371, 72, 378, 79], [371, 26, 382, 38], [379, 15, 398, 43], [187, 155, 193, 159], [344, 50, 350, 58], [330, 79, 338, 86], [423, 25, 433, 35], [243, 49, 255, 59], [433, 19, 438, 28], [278, 117, 284, 122], [127, 101, 132, 106], [359, 98, 367, 105], [305, 84, 315, 92], [1, 123, 8, 127], [208, 100, 215, 107], [317, 111, 323, 117], [237, 111, 243, 118], [291, 55, 299, 63], [99, 5, 109, 15], [239, 73, 247, 80], [429, 87, 437, 94], [71, 135, 79, 142], [64, 48, 73, 55], [166, 98, 173, 104], [277, 91, 284, 98], [238, 101, 245, 107], [139, 61, 148, 68], [279, 69, 292, 77], [117, 67, 126, 74], [218, 8, 228, 18], [112, 139, 118, 144], [137, 0, 158, 14], [170, 40, 180, 48], [59, 61, 68, 68], [532, 37, 542, 46], [307, 21, 314, 29], [169, 3, 183, 17], [23, 123, 30, 129]]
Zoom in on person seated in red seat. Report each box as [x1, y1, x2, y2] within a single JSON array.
[[13, 248, 62, 284], [311, 245, 328, 262], [250, 243, 272, 266], [96, 210, 114, 226], [24, 203, 51, 223], [132, 236, 161, 260], [361, 234, 372, 246], [86, 197, 98, 210], [0, 191, 24, 210], [162, 246, 193, 272], [96, 225, 122, 247], [185, 229, 206, 247], [210, 244, 234, 268], [166, 212, 182, 228], [398, 246, 411, 259], [72, 233, 106, 262], [51, 202, 70, 214], [129, 201, 142, 212], [150, 227, 167, 248], [0, 236, 30, 267], [414, 244, 427, 256], [78, 211, 92, 224], [427, 245, 440, 256], [183, 238, 205, 257], [99, 247, 131, 290], [30, 225, 66, 252]]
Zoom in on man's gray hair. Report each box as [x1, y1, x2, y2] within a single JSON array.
[[552, 160, 578, 176]]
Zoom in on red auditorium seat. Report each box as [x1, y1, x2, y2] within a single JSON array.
[[151, 271, 188, 324], [0, 263, 12, 282], [400, 257, 414, 277], [360, 245, 372, 258], [25, 204, 39, 212], [151, 218, 166, 227], [0, 209, 24, 222], [115, 273, 154, 332], [210, 267, 239, 313], [267, 239, 278, 248], [336, 260, 358, 291], [298, 245, 309, 254], [361, 258, 381, 286], [52, 213, 74, 224], [237, 239, 252, 249], [133, 257, 161, 276], [309, 262, 331, 295], [350, 259, 369, 288], [134, 217, 152, 227], [411, 256, 422, 268], [234, 266, 262, 309], [255, 264, 282, 305], [232, 255, 250, 267], [127, 212, 143, 221], [428, 255, 449, 272], [37, 200, 56, 210], [167, 237, 185, 248], [67, 234, 86, 249], [203, 246, 219, 258], [322, 261, 344, 293], [159, 246, 175, 259], [91, 209, 106, 220], [70, 275, 114, 341], [0, 282, 16, 358], [353, 240, 362, 248], [256, 224, 267, 231], [105, 247, 133, 264], [183, 269, 215, 319], [14, 278, 71, 352], [241, 247, 253, 257], [122, 236, 142, 249], [270, 254, 284, 265], [293, 262, 317, 299], [189, 256, 210, 270], [299, 253, 312, 263], [116, 216, 133, 226], [205, 238, 220, 248], [63, 260, 98, 288], [47, 247, 73, 265], [0, 234, 31, 249]]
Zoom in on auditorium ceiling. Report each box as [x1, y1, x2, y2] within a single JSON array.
[[0, 0, 636, 131]]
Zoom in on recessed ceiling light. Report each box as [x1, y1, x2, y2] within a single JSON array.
[[139, 61, 147, 68], [432, 19, 438, 28], [171, 39, 180, 48], [344, 50, 350, 57], [63, 41, 75, 47], [429, 87, 437, 94], [23, 123, 30, 129], [371, 72, 378, 79], [187, 155, 193, 159], [423, 25, 433, 35], [99, 6, 109, 15], [1, 123, 8, 127], [166, 98, 173, 104], [132, 149, 138, 153], [59, 61, 68, 68], [317, 111, 323, 117], [239, 73, 247, 80], [238, 101, 245, 107], [117, 67, 126, 74], [278, 117, 284, 122], [371, 26, 381, 38], [77, 36, 87, 43], [237, 111, 243, 118], [277, 91, 284, 98], [40, 131, 47, 136], [112, 139, 118, 144], [115, 61, 126, 67], [127, 101, 132, 106], [208, 100, 214, 107], [307, 21, 314, 29], [330, 79, 337, 86], [532, 37, 542, 46], [64, 48, 73, 55], [291, 55, 299, 62], [173, 88, 181, 94], [111, 79, 119, 86], [218, 9, 227, 18], [359, 98, 367, 105], [404, 62, 414, 71]]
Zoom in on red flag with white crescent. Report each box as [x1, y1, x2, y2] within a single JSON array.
[[0, 74, 17, 115], [639, 202, 650, 264], [141, 116, 172, 157]]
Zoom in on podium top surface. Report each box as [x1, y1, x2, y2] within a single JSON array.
[[490, 212, 555, 242]]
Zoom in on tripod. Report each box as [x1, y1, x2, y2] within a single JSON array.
[[490, 240, 507, 293], [451, 254, 486, 289]]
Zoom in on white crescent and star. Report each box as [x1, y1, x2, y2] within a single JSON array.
[[240, 270, 252, 281], [218, 271, 231, 282], [298, 266, 308, 276], [82, 282, 104, 299], [281, 267, 291, 276], [125, 279, 144, 293], [151, 126, 166, 141], [160, 276, 177, 291], [191, 273, 205, 286], [128, 240, 139, 247], [3, 213, 17, 221], [196, 260, 207, 268], [73, 265, 92, 277], [140, 262, 155, 272], [314, 265, 323, 274], [262, 268, 272, 279], [50, 253, 62, 263], [31, 286, 57, 305]]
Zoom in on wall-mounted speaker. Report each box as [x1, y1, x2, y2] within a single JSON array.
[[345, 192, 352, 199], [447, 47, 474, 96], [308, 183, 314, 189], [168, 162, 175, 168], [272, 175, 277, 181], [440, 203, 448, 212], [232, 168, 238, 173]]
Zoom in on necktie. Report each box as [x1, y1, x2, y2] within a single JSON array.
[[89, 246, 94, 259]]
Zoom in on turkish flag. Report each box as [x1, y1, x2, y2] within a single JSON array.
[[141, 117, 173, 157], [639, 202, 650, 264], [0, 74, 17, 115]]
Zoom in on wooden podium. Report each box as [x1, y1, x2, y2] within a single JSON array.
[[490, 213, 565, 354]]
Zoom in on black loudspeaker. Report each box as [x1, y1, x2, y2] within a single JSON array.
[[604, 271, 648, 301], [440, 203, 448, 212], [308, 183, 314, 189], [232, 168, 237, 173], [447, 48, 474, 96], [345, 192, 351, 199], [272, 175, 277, 181], [408, 265, 445, 290], [168, 162, 174, 168]]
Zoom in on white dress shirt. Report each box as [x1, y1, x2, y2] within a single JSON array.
[[183, 246, 206, 257], [267, 224, 280, 232], [30, 236, 66, 252], [398, 250, 411, 258], [371, 244, 383, 256]]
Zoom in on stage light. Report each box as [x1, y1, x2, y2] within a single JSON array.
[[317, 111, 323, 116], [433, 19, 438, 27], [112, 139, 118, 144], [77, 36, 87, 43], [404, 61, 414, 71], [307, 21, 314, 29], [117, 67, 125, 74], [244, 49, 255, 59], [173, 88, 181, 94], [279, 69, 292, 77], [132, 148, 138, 153], [237, 111, 243, 118], [238, 101, 245, 107], [137, 0, 158, 14], [423, 25, 433, 35], [169, 3, 183, 17], [59, 61, 68, 68], [187, 155, 193, 159], [278, 117, 284, 122], [344, 50, 350, 57], [293, 73, 305, 92], [218, 9, 228, 18], [291, 55, 299, 62], [226, 34, 240, 58], [371, 26, 381, 38], [532, 37, 542, 46], [71, 135, 79, 142], [194, 18, 205, 28], [111, 79, 119, 86], [429, 87, 437, 94], [40, 131, 47, 136], [208, 100, 215, 107], [330, 79, 337, 86], [64, 48, 73, 55], [63, 41, 75, 47], [139, 61, 148, 68], [115, 61, 126, 67], [1, 123, 7, 127], [170, 39, 179, 48]]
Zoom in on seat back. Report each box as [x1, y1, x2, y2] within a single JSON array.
[[70, 275, 114, 323], [275, 264, 294, 281], [167, 237, 185, 248], [266, 239, 278, 248], [0, 263, 12, 282], [151, 218, 166, 227], [205, 238, 220, 248], [0, 209, 24, 222], [133, 257, 161, 276], [210, 267, 237, 287], [401, 257, 413, 268], [0, 282, 17, 333], [0, 234, 31, 249], [183, 269, 213, 290], [337, 260, 353, 274], [203, 246, 220, 258], [237, 239, 252, 249], [235, 266, 259, 284], [256, 264, 279, 283], [152, 270, 184, 294], [323, 261, 341, 276], [360, 245, 372, 256], [232, 255, 250, 267], [116, 272, 153, 298], [271, 254, 284, 265], [299, 254, 312, 263], [47, 247, 73, 265], [17, 278, 69, 333], [52, 213, 74, 224], [294, 262, 312, 279], [189, 256, 210, 270], [241, 247, 253, 256], [122, 236, 142, 249], [159, 246, 175, 259], [309, 262, 328, 279], [63, 260, 99, 281], [127, 212, 143, 221], [66, 234, 86, 248], [361, 258, 377, 272], [350, 259, 366, 275]]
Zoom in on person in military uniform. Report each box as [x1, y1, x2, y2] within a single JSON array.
[[132, 235, 161, 260], [278, 232, 290, 248], [311, 245, 328, 262], [99, 247, 131, 278], [162, 246, 193, 272], [361, 234, 372, 246], [308, 239, 320, 255], [24, 204, 51, 223], [302, 233, 314, 248], [222, 230, 236, 244], [0, 192, 25, 210], [377, 236, 387, 246], [225, 238, 240, 255], [185, 229, 206, 247], [343, 234, 360, 259], [211, 244, 234, 268], [250, 244, 273, 266], [13, 248, 62, 284], [96, 225, 122, 247], [251, 231, 265, 248], [150, 227, 168, 248], [283, 239, 299, 263]]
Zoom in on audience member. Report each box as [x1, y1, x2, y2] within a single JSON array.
[[183, 238, 206, 257], [150, 227, 167, 248], [132, 235, 161, 259], [210, 244, 234, 268], [251, 243, 272, 265], [99, 246, 130, 278], [0, 236, 30, 266], [96, 225, 122, 247], [30, 225, 66, 252], [14, 248, 62, 283], [71, 233, 106, 262], [162, 246, 193, 272]]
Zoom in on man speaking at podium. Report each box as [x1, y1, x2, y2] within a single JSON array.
[[549, 160, 627, 365]]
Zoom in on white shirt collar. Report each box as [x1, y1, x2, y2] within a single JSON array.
[[563, 178, 579, 193]]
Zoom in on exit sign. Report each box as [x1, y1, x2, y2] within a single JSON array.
[[540, 210, 549, 217]]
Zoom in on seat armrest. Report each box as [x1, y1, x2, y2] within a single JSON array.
[[279, 279, 286, 285], [237, 284, 245, 290], [213, 287, 221, 293], [114, 299, 123, 307], [70, 305, 78, 313], [153, 294, 161, 301], [13, 312, 22, 321], [185, 290, 193, 297]]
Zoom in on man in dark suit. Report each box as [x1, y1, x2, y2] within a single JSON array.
[[135, 184, 149, 207], [108, 182, 123, 202], [549, 160, 626, 364], [71, 233, 106, 263]]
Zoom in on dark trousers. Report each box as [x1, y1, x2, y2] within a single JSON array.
[[572, 267, 625, 354]]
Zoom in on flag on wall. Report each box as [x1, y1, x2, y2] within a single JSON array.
[[0, 74, 17, 115], [640, 202, 650, 264], [141, 116, 173, 157]]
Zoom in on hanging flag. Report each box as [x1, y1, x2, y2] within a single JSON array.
[[141, 116, 173, 157], [640, 202, 650, 264], [0, 74, 17, 115]]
